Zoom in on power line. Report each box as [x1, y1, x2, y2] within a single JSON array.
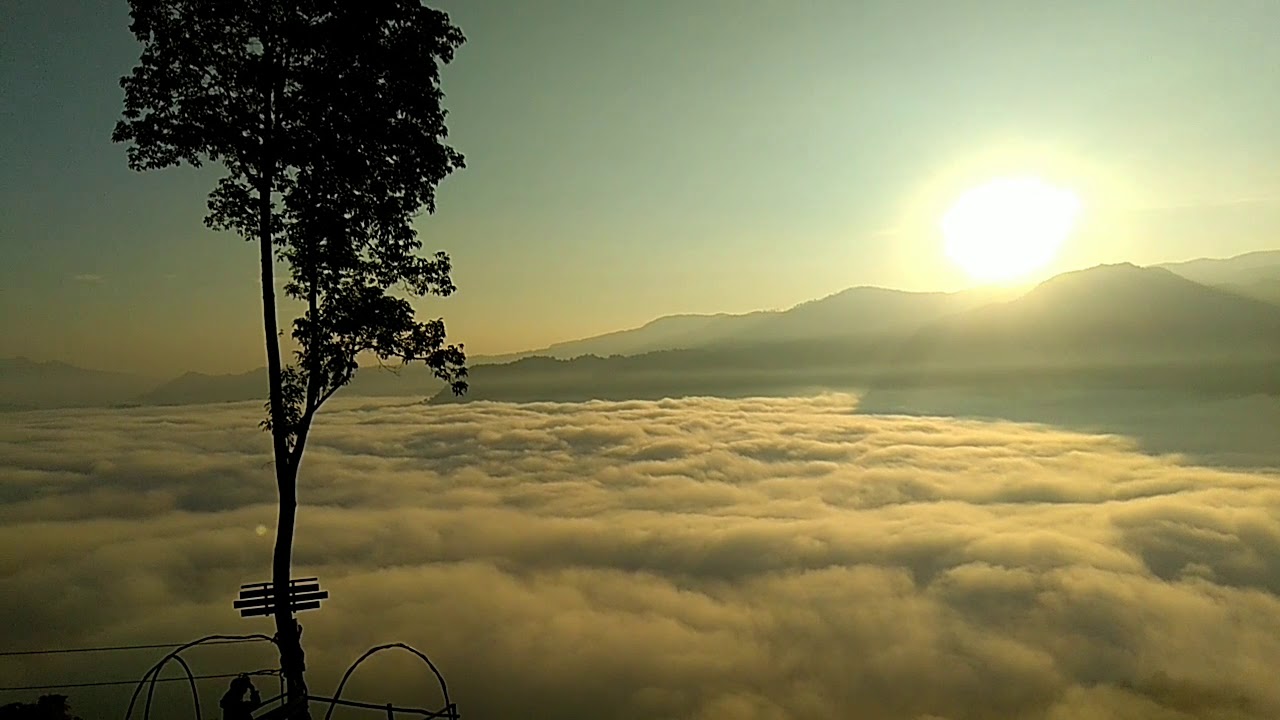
[[0, 669, 278, 693], [0, 638, 262, 658]]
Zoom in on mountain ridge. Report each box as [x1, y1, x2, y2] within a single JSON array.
[[475, 251, 1278, 364], [6, 250, 1278, 410], [431, 260, 1280, 404]]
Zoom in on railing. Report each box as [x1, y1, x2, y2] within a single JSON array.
[[308, 696, 458, 720], [121, 633, 457, 720]]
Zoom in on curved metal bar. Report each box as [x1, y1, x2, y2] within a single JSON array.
[[322, 643, 454, 720], [125, 634, 278, 720], [174, 655, 203, 720], [142, 653, 199, 720]]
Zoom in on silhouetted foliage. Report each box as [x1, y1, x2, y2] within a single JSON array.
[[113, 0, 468, 710], [0, 695, 83, 720]]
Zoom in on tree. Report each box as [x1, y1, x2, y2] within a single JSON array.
[[0, 695, 84, 720], [113, 1, 468, 712]]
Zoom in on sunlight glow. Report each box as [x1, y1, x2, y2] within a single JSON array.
[[941, 176, 1082, 283]]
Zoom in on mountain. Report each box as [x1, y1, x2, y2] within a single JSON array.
[[0, 357, 155, 410], [11, 251, 1276, 410], [0, 359, 446, 411], [1159, 250, 1280, 305], [137, 363, 446, 406], [891, 263, 1280, 369], [346, 363, 446, 397], [430, 262, 1280, 404], [1158, 249, 1280, 286], [475, 284, 1018, 364], [474, 249, 1279, 366], [726, 285, 1017, 345], [137, 368, 266, 406], [474, 311, 777, 364], [1217, 277, 1280, 305]]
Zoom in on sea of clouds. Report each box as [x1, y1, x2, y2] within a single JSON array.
[[2, 394, 1280, 720]]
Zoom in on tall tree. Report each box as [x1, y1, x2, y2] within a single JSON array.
[[113, 1, 468, 711], [0, 695, 84, 720]]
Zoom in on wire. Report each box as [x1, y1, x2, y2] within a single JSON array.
[[125, 634, 278, 720], [0, 670, 277, 693], [0, 638, 261, 657]]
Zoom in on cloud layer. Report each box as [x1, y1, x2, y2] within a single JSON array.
[[2, 395, 1280, 720]]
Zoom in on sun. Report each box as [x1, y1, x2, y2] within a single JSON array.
[[941, 176, 1081, 283]]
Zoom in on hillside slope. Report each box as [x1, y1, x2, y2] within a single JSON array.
[[433, 263, 1280, 404]]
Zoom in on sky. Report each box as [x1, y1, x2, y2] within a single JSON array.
[[3, 0, 1280, 375], [4, 395, 1280, 719]]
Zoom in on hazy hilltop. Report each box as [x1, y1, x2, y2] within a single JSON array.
[[138, 368, 267, 406], [436, 258, 1280, 405], [476, 284, 1017, 364], [474, 250, 1280, 366], [1220, 276, 1280, 305], [1158, 249, 1280, 305], [0, 359, 452, 411], [0, 357, 154, 410], [5, 250, 1277, 411], [1156, 249, 1280, 285], [138, 363, 448, 407], [716, 284, 1015, 345], [893, 263, 1280, 368], [475, 311, 778, 364]]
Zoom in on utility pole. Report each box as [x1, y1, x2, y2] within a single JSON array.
[[235, 578, 329, 718]]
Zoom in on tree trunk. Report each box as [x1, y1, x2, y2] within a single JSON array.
[[258, 169, 309, 716], [272, 459, 307, 711], [258, 8, 308, 715]]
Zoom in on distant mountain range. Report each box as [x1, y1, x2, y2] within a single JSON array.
[[472, 250, 1280, 364], [136, 363, 448, 407], [3, 250, 1277, 410], [431, 254, 1280, 405], [1156, 249, 1280, 286], [892, 262, 1280, 368], [0, 357, 155, 410], [138, 368, 266, 406], [1156, 250, 1280, 305], [0, 359, 449, 411], [472, 285, 1025, 364]]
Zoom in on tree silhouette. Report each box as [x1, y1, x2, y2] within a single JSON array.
[[113, 1, 468, 712], [0, 695, 83, 720]]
